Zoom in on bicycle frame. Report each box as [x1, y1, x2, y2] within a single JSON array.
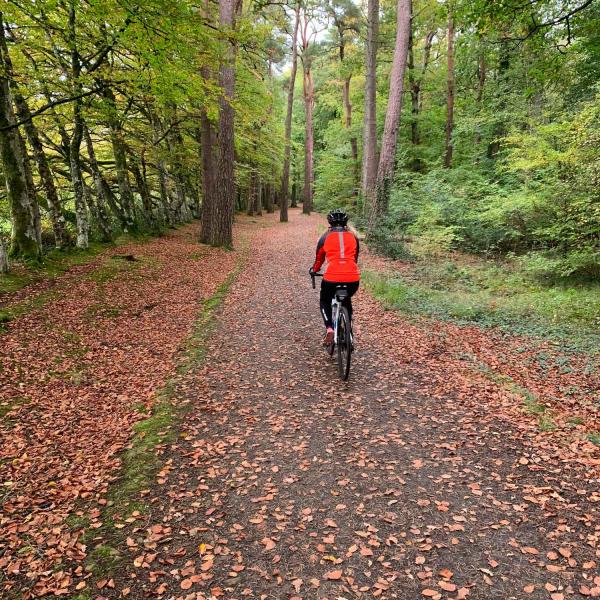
[[331, 295, 341, 345], [310, 271, 351, 347]]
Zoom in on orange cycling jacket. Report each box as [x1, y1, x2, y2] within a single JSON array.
[[312, 226, 360, 283]]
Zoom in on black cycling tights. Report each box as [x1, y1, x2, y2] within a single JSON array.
[[320, 280, 359, 329]]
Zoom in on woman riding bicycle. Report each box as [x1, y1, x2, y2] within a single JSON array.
[[309, 209, 360, 345]]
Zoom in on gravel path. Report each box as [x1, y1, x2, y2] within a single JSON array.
[[96, 210, 598, 600]]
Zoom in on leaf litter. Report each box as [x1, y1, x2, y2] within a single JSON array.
[[1, 210, 599, 598]]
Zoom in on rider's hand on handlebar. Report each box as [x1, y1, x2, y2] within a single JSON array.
[[309, 267, 315, 276]]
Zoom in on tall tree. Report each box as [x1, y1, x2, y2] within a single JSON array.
[[300, 8, 316, 215], [0, 17, 40, 259], [407, 3, 435, 171], [327, 0, 360, 188], [444, 7, 455, 168], [0, 235, 8, 273], [68, 0, 90, 249], [371, 0, 411, 221], [361, 0, 379, 213], [280, 0, 301, 223], [2, 23, 68, 249], [204, 0, 239, 246]]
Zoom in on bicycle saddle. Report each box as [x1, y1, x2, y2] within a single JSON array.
[[335, 289, 348, 300]]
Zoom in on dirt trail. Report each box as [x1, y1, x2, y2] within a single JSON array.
[[94, 211, 598, 599]]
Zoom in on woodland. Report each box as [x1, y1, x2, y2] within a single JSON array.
[[0, 0, 598, 280], [1, 0, 600, 597]]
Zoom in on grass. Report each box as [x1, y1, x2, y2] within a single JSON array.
[[0, 288, 61, 331], [0, 247, 149, 332], [0, 396, 31, 422], [0, 242, 112, 295], [80, 261, 244, 583], [362, 256, 600, 353], [0, 228, 163, 297]]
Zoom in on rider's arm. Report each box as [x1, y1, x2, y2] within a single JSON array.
[[312, 232, 328, 272], [354, 235, 360, 263]]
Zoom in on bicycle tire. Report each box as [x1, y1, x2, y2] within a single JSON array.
[[337, 307, 352, 380]]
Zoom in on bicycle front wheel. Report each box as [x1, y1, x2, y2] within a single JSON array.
[[337, 307, 352, 381]]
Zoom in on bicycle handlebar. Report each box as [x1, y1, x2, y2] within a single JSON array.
[[310, 271, 323, 289]]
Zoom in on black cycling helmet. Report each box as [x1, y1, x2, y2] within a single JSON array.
[[327, 208, 349, 227]]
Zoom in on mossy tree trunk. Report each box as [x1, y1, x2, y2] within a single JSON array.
[[0, 236, 9, 273], [68, 0, 89, 249], [103, 86, 136, 229], [0, 26, 67, 250], [0, 17, 40, 260]]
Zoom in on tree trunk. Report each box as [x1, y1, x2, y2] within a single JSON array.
[[408, 19, 435, 172], [302, 62, 314, 215], [200, 107, 216, 242], [444, 10, 455, 168], [255, 177, 262, 215], [372, 0, 411, 221], [84, 125, 125, 230], [487, 38, 509, 159], [131, 158, 156, 229], [103, 87, 136, 229], [361, 0, 379, 213], [68, 0, 89, 249], [17, 126, 42, 250], [70, 119, 89, 249], [475, 40, 486, 149], [210, 0, 238, 247], [337, 26, 358, 189], [291, 180, 297, 208], [84, 181, 112, 242], [164, 127, 188, 223], [199, 0, 218, 239], [247, 167, 257, 216], [300, 9, 314, 216], [16, 94, 68, 248], [343, 75, 359, 183], [1, 26, 67, 250], [264, 182, 274, 213], [151, 113, 174, 225], [280, 0, 300, 223], [0, 25, 40, 259], [0, 236, 9, 273]]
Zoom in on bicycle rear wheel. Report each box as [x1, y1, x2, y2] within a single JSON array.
[[336, 307, 352, 380]]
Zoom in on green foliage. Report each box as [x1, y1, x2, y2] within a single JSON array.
[[306, 0, 599, 285], [362, 258, 600, 351]]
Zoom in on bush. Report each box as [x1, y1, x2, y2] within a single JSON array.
[[368, 227, 413, 260], [518, 250, 600, 280]]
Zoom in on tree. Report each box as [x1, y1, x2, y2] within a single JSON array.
[[204, 0, 239, 246], [444, 6, 455, 168], [407, 1, 435, 171], [0, 17, 41, 259], [300, 7, 317, 215], [327, 0, 361, 188], [371, 0, 411, 221], [361, 0, 379, 213], [281, 0, 301, 223]]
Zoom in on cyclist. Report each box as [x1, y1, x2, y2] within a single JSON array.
[[309, 209, 360, 345]]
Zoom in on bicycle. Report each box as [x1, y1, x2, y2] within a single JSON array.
[[310, 271, 353, 381]]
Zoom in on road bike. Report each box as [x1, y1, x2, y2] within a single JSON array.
[[311, 272, 353, 381]]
